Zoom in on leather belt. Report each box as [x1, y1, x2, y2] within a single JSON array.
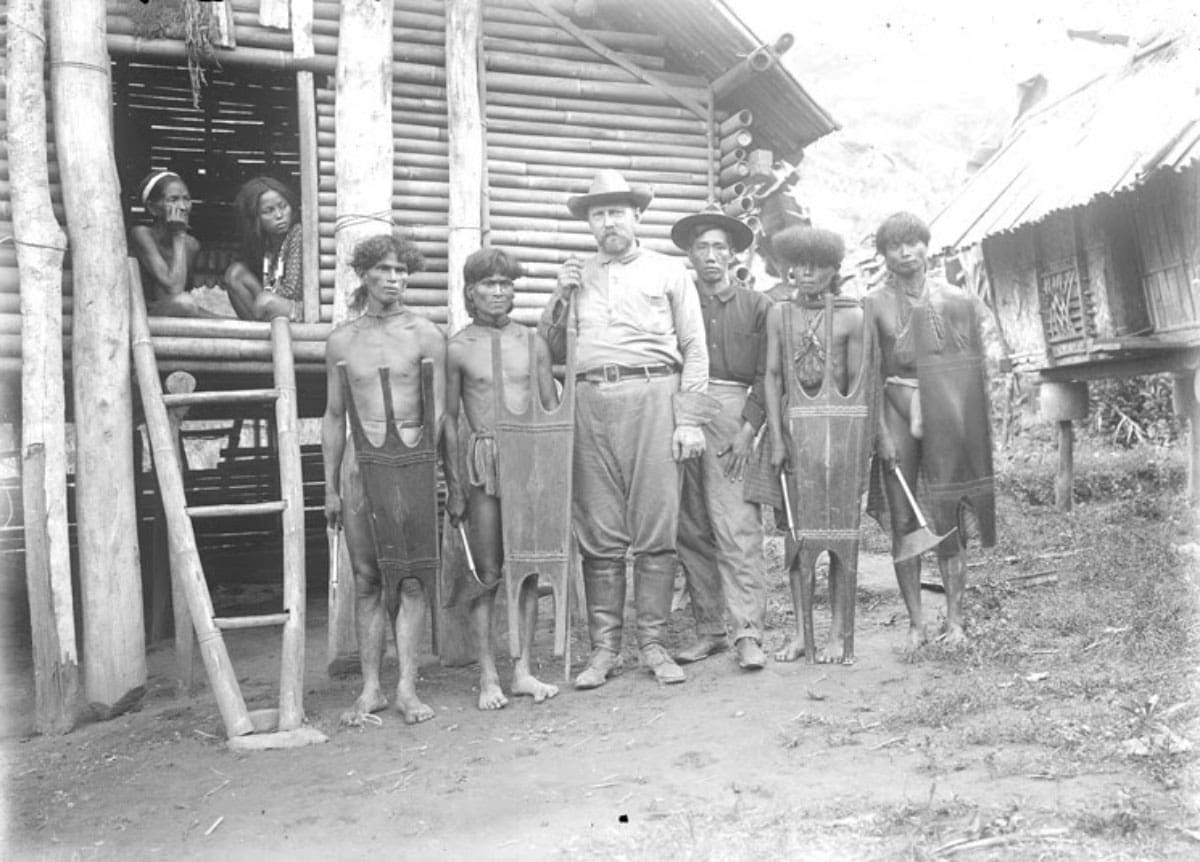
[[576, 363, 678, 384]]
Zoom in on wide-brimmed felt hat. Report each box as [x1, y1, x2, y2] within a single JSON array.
[[566, 169, 654, 220], [671, 203, 754, 253]]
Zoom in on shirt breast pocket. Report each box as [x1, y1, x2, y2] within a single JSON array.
[[729, 328, 761, 376], [630, 286, 672, 335]]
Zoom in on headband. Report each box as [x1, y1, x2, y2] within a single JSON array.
[[141, 171, 179, 204]]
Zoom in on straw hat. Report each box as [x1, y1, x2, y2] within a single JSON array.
[[670, 203, 754, 253], [566, 169, 654, 220]]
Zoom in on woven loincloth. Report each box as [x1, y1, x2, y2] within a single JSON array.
[[466, 430, 499, 497]]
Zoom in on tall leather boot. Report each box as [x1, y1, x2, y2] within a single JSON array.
[[573, 557, 626, 690], [634, 553, 686, 684]]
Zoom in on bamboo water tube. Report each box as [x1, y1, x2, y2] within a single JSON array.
[[719, 110, 754, 137]]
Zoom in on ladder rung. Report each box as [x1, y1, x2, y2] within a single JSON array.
[[186, 500, 287, 519], [162, 388, 280, 408], [213, 613, 290, 630]]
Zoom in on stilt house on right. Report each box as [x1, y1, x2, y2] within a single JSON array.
[[929, 27, 1200, 504]]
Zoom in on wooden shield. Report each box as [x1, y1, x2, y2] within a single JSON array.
[[491, 328, 575, 662], [339, 359, 440, 625], [914, 286, 996, 551], [781, 294, 878, 662]]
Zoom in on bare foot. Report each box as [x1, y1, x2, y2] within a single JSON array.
[[395, 688, 435, 725], [774, 637, 805, 662], [512, 670, 559, 704], [338, 689, 388, 726], [478, 677, 509, 711], [942, 622, 967, 647], [816, 642, 845, 664], [903, 624, 928, 655]]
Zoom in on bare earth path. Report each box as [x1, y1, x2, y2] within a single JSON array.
[[3, 531, 1195, 860]]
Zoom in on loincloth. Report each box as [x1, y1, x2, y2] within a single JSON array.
[[884, 376, 922, 439], [466, 430, 499, 497]]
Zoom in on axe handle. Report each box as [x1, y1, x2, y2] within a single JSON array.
[[891, 464, 930, 529], [779, 473, 798, 540]]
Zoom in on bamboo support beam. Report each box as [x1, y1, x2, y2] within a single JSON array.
[[50, 0, 146, 716], [271, 316, 306, 731]]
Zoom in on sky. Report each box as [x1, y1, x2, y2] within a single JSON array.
[[719, 0, 1197, 249]]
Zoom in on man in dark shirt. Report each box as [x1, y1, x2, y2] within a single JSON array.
[[670, 205, 771, 670]]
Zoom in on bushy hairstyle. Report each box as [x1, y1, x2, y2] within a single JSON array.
[[771, 226, 846, 269], [462, 247, 523, 317], [874, 211, 931, 255], [348, 233, 426, 312], [233, 176, 300, 264]]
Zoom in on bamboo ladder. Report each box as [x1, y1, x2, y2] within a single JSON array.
[[128, 262, 326, 751]]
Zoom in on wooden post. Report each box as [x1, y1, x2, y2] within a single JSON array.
[[1055, 421, 1074, 512], [49, 0, 146, 716], [10, 0, 80, 735], [439, 0, 486, 665], [1039, 381, 1088, 513], [328, 0, 396, 668], [1174, 371, 1200, 503], [333, 0, 394, 323], [445, 0, 484, 333]]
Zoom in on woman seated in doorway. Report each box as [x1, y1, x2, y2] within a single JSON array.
[[224, 176, 305, 322], [128, 170, 215, 317]]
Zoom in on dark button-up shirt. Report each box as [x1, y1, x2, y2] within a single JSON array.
[[697, 280, 771, 430]]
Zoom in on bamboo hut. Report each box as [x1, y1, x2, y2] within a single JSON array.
[[929, 27, 1200, 508], [2, 0, 837, 732]]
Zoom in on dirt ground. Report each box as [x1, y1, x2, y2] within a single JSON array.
[[3, 519, 1197, 860]]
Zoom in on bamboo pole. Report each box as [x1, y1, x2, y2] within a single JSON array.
[[271, 317, 306, 731], [49, 0, 146, 716], [162, 371, 196, 688], [10, 0, 80, 735], [128, 264, 254, 739], [718, 109, 753, 137]]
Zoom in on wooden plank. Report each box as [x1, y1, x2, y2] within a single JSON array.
[[445, 0, 484, 333]]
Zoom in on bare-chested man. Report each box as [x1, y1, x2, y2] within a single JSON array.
[[864, 212, 1003, 651], [322, 233, 445, 725], [764, 226, 864, 663], [444, 248, 561, 710]]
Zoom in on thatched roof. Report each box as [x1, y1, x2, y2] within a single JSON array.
[[930, 28, 1200, 251]]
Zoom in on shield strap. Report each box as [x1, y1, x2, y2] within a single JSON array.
[[338, 359, 440, 616]]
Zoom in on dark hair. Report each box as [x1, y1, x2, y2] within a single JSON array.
[[138, 170, 184, 206], [233, 176, 300, 264], [462, 248, 523, 317], [874, 212, 931, 256], [348, 233, 425, 312], [770, 226, 846, 295]]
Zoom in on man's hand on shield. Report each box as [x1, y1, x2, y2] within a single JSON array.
[[672, 424, 705, 461], [324, 489, 342, 531]]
